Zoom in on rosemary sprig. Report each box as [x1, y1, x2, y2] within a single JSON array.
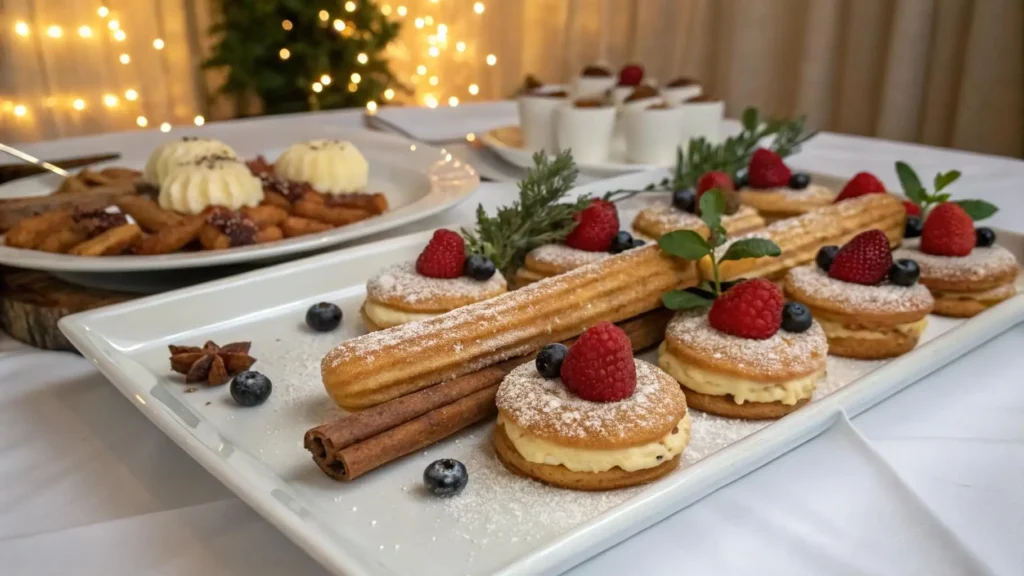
[[462, 150, 591, 278]]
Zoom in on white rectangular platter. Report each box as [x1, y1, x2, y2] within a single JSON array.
[[60, 171, 1024, 576]]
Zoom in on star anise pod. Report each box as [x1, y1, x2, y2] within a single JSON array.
[[169, 341, 256, 386]]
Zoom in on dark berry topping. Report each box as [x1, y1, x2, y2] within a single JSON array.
[[463, 254, 497, 280], [305, 302, 343, 332], [904, 215, 923, 239], [672, 188, 696, 213], [781, 302, 812, 333], [788, 172, 811, 190], [423, 459, 468, 497], [888, 259, 920, 287], [535, 343, 568, 378], [816, 245, 840, 272], [975, 227, 996, 248], [629, 238, 646, 249], [230, 371, 272, 407], [609, 231, 635, 254], [734, 171, 749, 189]]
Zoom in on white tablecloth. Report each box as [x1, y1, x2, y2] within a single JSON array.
[[2, 106, 1023, 575]]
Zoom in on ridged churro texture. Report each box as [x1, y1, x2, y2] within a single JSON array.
[[321, 244, 696, 409], [699, 194, 905, 282]]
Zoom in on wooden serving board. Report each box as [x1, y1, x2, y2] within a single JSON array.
[[0, 267, 136, 351]]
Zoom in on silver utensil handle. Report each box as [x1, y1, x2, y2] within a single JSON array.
[[0, 142, 72, 178]]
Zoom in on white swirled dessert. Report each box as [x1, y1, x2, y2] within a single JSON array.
[[144, 137, 239, 186], [158, 155, 264, 214], [273, 139, 369, 194]]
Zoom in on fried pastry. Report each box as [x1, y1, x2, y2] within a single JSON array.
[[512, 244, 610, 287], [894, 242, 1019, 317], [323, 243, 695, 410], [700, 193, 905, 282], [5, 210, 73, 249], [494, 359, 689, 490], [738, 185, 835, 222], [632, 203, 765, 240], [659, 309, 828, 419], [67, 223, 142, 256]]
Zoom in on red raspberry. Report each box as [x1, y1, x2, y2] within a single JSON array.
[[828, 229, 893, 285], [903, 201, 921, 216], [921, 202, 975, 256], [565, 201, 619, 252], [835, 172, 886, 202], [415, 229, 466, 278], [696, 171, 735, 198], [560, 322, 636, 402], [618, 64, 644, 86], [707, 279, 783, 339], [747, 148, 791, 189]]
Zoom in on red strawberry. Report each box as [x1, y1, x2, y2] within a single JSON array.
[[707, 278, 784, 339], [618, 64, 644, 86], [565, 201, 619, 252], [835, 172, 886, 203], [903, 201, 921, 216], [415, 229, 466, 278], [747, 148, 791, 189], [921, 202, 975, 256], [696, 171, 735, 198], [828, 229, 893, 285], [560, 322, 636, 402]]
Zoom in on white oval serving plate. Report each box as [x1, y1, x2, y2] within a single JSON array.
[[480, 125, 660, 177]]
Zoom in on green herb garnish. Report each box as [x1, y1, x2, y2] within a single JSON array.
[[896, 161, 997, 221]]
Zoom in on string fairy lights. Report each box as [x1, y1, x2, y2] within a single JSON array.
[[2, 3, 203, 133]]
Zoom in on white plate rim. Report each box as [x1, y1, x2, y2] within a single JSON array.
[[480, 126, 659, 177], [0, 129, 479, 272]]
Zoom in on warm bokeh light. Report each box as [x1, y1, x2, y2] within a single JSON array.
[[428, 46, 439, 57], [194, 115, 205, 126], [381, 5, 392, 16], [456, 41, 466, 52], [424, 94, 438, 108], [46, 26, 63, 38], [384, 88, 395, 100], [113, 29, 126, 41], [345, 1, 356, 12], [98, 6, 110, 17], [279, 48, 291, 60], [366, 101, 378, 113], [351, 72, 361, 83], [119, 53, 130, 64], [15, 22, 29, 36], [486, 54, 497, 66], [333, 19, 345, 31], [125, 89, 139, 101], [416, 64, 427, 75], [397, 5, 408, 16], [108, 20, 120, 31], [318, 10, 329, 21], [357, 52, 368, 64], [347, 82, 358, 92], [468, 84, 479, 95], [136, 116, 148, 127], [72, 99, 86, 111], [78, 26, 93, 38], [312, 82, 323, 93], [428, 76, 439, 86], [153, 38, 165, 49], [466, 133, 476, 142], [474, 2, 485, 14], [13, 105, 27, 117], [437, 24, 448, 36], [282, 20, 293, 31], [321, 74, 332, 85], [448, 96, 459, 106], [160, 122, 171, 133], [103, 94, 119, 107], [414, 18, 424, 29]]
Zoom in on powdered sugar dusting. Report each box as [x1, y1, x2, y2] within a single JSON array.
[[741, 183, 835, 201], [786, 264, 933, 314], [366, 262, 507, 305], [665, 311, 827, 377], [637, 204, 759, 229], [894, 245, 1018, 283], [527, 244, 609, 270], [496, 359, 682, 441]]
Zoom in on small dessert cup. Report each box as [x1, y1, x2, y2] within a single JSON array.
[[661, 77, 703, 105], [574, 64, 617, 99], [624, 102, 685, 165], [679, 96, 725, 148], [555, 99, 616, 164], [517, 85, 570, 153]]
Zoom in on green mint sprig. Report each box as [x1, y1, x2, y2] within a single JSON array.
[[656, 189, 781, 310], [895, 161, 998, 220]]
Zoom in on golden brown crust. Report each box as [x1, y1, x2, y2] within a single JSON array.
[[631, 205, 765, 240], [492, 423, 680, 490], [918, 267, 1018, 292], [366, 284, 507, 313], [364, 263, 508, 313], [825, 332, 921, 359], [784, 278, 932, 327], [931, 289, 1016, 318], [738, 186, 835, 218], [680, 384, 807, 419], [701, 194, 905, 282], [512, 265, 547, 288]]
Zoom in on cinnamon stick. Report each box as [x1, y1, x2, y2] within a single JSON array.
[[304, 308, 673, 481]]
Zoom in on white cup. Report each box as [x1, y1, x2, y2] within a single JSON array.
[[555, 103, 616, 164], [661, 82, 703, 105], [517, 86, 569, 153], [574, 74, 616, 100], [679, 99, 725, 149], [624, 104, 686, 165]]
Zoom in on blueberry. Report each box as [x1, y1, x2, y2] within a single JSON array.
[[423, 458, 468, 497], [464, 254, 496, 280], [230, 371, 272, 407], [536, 343, 568, 378], [788, 172, 811, 190], [888, 259, 920, 286], [904, 215, 923, 239], [734, 171, 749, 189], [609, 231, 634, 254], [630, 238, 646, 249], [816, 245, 839, 272], [305, 302, 342, 332], [975, 227, 996, 248], [781, 302, 813, 333], [672, 188, 696, 213]]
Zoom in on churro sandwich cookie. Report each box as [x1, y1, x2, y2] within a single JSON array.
[[361, 229, 506, 330], [632, 171, 765, 240], [659, 279, 828, 420], [785, 230, 933, 359], [494, 323, 690, 491], [738, 148, 835, 221], [893, 203, 1018, 317], [513, 199, 645, 286]]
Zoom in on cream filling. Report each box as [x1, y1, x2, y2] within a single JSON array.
[[817, 317, 928, 340], [658, 345, 819, 405], [498, 412, 691, 473], [362, 299, 440, 328]]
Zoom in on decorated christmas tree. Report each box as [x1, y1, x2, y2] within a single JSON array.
[[204, 0, 400, 116]]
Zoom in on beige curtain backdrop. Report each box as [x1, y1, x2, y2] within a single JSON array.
[[3, 0, 1021, 158]]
